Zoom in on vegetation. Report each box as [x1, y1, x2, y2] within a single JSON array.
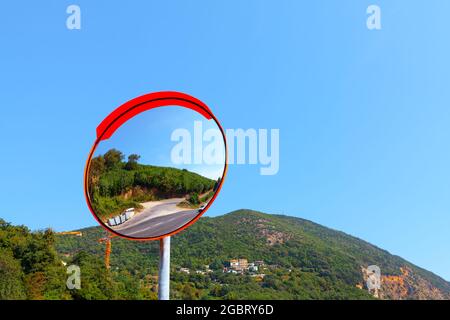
[[200, 191, 214, 203], [0, 219, 145, 300], [56, 210, 450, 300], [0, 219, 71, 299], [2, 210, 450, 300], [177, 192, 209, 209], [88, 149, 216, 219]]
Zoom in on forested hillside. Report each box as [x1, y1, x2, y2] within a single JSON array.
[[2, 210, 449, 300], [57, 210, 450, 300], [0, 219, 71, 299], [88, 149, 216, 219]]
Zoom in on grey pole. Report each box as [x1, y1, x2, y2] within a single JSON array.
[[158, 236, 170, 300]]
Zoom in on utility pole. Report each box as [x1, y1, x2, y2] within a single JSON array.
[[158, 236, 171, 300]]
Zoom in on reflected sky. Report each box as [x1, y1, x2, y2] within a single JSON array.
[[94, 106, 225, 180]]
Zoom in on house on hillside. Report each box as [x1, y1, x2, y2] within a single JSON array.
[[227, 259, 248, 273], [248, 262, 258, 272], [254, 260, 265, 267], [179, 267, 190, 274]]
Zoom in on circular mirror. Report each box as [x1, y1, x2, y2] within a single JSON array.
[[84, 93, 227, 240]]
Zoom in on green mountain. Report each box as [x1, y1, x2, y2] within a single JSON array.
[[54, 209, 450, 300], [1, 210, 449, 299], [88, 149, 216, 219]]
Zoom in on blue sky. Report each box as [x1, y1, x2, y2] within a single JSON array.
[[94, 106, 226, 180], [0, 1, 449, 280]]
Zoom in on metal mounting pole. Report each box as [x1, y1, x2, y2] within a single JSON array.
[[158, 236, 170, 300]]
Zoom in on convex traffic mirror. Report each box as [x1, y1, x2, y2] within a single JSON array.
[[84, 92, 227, 240]]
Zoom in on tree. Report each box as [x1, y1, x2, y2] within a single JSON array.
[[181, 283, 199, 300], [104, 149, 124, 170], [90, 156, 105, 177], [189, 192, 200, 205], [70, 251, 116, 300], [213, 177, 221, 192], [125, 154, 141, 170], [0, 248, 27, 300], [88, 156, 106, 198]]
